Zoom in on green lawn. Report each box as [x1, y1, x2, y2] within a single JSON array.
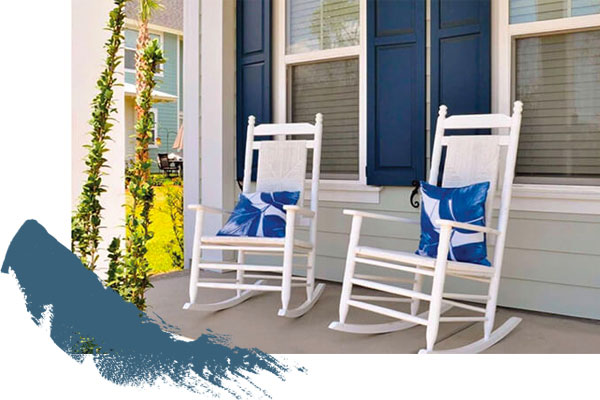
[[125, 182, 183, 276]]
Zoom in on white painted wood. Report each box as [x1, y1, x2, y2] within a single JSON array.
[[330, 102, 525, 353], [355, 247, 496, 277], [187, 204, 233, 214], [278, 283, 325, 318], [253, 123, 316, 135], [435, 219, 501, 235], [444, 114, 512, 129], [418, 317, 522, 354], [343, 209, 419, 224], [200, 236, 313, 249], [200, 0, 236, 262], [256, 140, 307, 206], [283, 205, 315, 218], [195, 264, 283, 272], [352, 278, 432, 301], [182, 280, 265, 312], [329, 304, 453, 335], [353, 256, 436, 277], [182, 0, 201, 270], [185, 115, 326, 318], [347, 300, 428, 326], [442, 135, 501, 227]]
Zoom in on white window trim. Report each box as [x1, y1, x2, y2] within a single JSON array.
[[124, 29, 165, 77], [273, 0, 380, 204], [492, 0, 600, 215]]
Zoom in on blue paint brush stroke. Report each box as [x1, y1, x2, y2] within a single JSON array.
[[2, 220, 302, 397]]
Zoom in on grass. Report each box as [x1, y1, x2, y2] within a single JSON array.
[[125, 180, 182, 276]]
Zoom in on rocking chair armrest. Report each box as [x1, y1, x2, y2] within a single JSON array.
[[435, 219, 500, 235], [343, 209, 419, 225], [187, 204, 233, 214], [283, 205, 315, 218]]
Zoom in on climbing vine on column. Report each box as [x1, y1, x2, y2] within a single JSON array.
[[72, 0, 128, 271]]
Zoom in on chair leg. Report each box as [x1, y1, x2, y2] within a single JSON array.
[[425, 226, 451, 352], [411, 267, 425, 316], [483, 272, 502, 340], [236, 250, 245, 297], [338, 216, 363, 324], [306, 249, 316, 301], [188, 210, 204, 305], [280, 211, 296, 314]]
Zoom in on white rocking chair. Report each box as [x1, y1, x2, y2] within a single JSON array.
[[183, 114, 326, 318], [329, 102, 524, 353]]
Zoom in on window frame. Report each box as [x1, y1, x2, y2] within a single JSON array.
[[492, 0, 600, 214], [273, 0, 371, 189], [124, 29, 165, 77]]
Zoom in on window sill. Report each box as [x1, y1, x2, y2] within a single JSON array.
[[494, 184, 600, 215], [304, 181, 382, 204]]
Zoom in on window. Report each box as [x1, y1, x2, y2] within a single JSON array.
[[124, 29, 163, 75], [510, 0, 600, 24], [277, 0, 363, 182], [515, 31, 600, 183], [504, 1, 600, 185]]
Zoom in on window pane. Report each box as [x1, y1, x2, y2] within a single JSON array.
[[515, 30, 600, 182], [124, 49, 136, 70], [510, 0, 600, 24], [287, 0, 359, 54], [291, 58, 359, 179]]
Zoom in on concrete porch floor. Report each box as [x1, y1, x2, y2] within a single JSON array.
[[147, 271, 600, 354]]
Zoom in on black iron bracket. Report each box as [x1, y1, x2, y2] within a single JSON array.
[[409, 180, 420, 209]]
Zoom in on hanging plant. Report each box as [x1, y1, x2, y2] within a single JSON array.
[[72, 0, 128, 271]]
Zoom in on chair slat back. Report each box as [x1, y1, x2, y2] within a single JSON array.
[[242, 114, 323, 215], [429, 102, 523, 239], [441, 136, 501, 227], [256, 140, 308, 206]]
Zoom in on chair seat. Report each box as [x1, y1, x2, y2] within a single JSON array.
[[355, 246, 495, 278], [201, 235, 313, 250]]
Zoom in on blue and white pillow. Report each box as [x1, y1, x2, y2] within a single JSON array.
[[217, 191, 300, 238], [417, 181, 491, 266]]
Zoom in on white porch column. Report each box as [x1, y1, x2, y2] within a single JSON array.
[[200, 0, 236, 262], [183, 0, 236, 267], [183, 0, 201, 268]]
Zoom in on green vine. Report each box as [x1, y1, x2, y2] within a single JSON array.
[[71, 0, 128, 271], [121, 39, 165, 311]]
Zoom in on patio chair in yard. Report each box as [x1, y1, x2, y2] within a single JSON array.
[[184, 114, 326, 318], [157, 153, 180, 177], [329, 102, 524, 354]]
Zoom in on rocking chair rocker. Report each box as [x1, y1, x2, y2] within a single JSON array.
[[329, 102, 524, 353], [183, 114, 326, 318]]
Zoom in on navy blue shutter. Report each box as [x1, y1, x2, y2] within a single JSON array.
[[431, 0, 491, 138], [236, 0, 271, 181], [366, 0, 426, 186]]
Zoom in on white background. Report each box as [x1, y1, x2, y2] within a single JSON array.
[[0, 1, 597, 399]]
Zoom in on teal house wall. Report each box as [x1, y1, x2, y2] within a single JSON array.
[[124, 28, 182, 173]]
